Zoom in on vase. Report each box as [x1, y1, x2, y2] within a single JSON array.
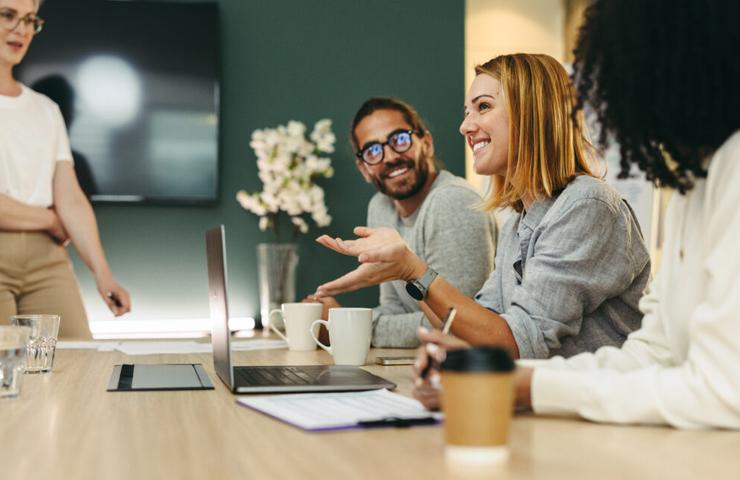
[[257, 243, 298, 329]]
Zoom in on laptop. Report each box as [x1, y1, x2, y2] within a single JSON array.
[[206, 225, 396, 393]]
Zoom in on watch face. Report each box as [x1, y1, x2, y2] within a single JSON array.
[[405, 282, 423, 301]]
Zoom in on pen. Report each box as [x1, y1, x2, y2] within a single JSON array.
[[416, 307, 457, 387], [108, 292, 123, 308], [441, 307, 457, 335], [357, 416, 438, 428]]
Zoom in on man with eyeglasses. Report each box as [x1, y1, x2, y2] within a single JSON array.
[[310, 97, 496, 347]]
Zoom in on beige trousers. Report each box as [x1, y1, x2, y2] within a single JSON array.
[[0, 231, 91, 339]]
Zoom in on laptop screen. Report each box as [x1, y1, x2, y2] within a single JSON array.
[[206, 225, 234, 388]]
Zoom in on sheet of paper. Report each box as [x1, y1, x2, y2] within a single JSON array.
[[238, 389, 439, 431], [97, 343, 118, 352]]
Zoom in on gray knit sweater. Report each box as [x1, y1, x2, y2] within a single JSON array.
[[367, 171, 496, 347]]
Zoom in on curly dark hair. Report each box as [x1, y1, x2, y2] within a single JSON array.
[[572, 0, 740, 193]]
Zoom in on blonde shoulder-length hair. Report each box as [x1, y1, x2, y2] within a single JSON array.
[[476, 54, 597, 213]]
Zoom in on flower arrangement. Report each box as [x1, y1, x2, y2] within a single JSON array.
[[236, 119, 335, 239]]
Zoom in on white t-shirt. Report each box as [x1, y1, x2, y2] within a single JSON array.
[[0, 84, 73, 207]]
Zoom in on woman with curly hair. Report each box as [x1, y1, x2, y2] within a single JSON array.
[[413, 0, 740, 429]]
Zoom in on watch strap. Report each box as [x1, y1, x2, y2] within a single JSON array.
[[406, 267, 438, 301]]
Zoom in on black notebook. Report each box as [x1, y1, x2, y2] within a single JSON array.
[[107, 364, 214, 391]]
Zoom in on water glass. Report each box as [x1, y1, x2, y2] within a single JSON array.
[[11, 314, 60, 373], [0, 325, 31, 398]]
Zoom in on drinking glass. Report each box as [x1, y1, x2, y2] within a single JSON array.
[[11, 314, 60, 373], [0, 325, 31, 398]]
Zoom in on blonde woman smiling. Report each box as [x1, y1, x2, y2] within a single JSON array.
[[316, 54, 650, 359]]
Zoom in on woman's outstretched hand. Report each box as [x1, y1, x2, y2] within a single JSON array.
[[315, 226, 427, 297]]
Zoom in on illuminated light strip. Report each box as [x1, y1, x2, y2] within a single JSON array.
[[89, 317, 255, 339]]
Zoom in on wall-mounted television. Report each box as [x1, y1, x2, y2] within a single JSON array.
[[16, 0, 220, 204]]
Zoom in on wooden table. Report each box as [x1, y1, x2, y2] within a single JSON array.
[[2, 342, 739, 480]]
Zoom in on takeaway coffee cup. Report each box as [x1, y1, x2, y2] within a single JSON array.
[[440, 347, 516, 470], [310, 308, 372, 366], [269, 303, 323, 351]]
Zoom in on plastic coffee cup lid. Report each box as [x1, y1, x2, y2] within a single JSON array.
[[441, 346, 515, 373]]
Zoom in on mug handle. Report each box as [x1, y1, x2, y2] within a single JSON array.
[[310, 320, 331, 354], [268, 309, 289, 343]]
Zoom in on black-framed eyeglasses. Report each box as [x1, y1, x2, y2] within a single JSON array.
[[0, 9, 45, 35], [356, 129, 423, 165]]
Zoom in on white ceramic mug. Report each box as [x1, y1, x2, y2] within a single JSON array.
[[269, 303, 323, 351], [310, 308, 372, 366]]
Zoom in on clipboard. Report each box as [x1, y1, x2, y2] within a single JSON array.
[[107, 364, 214, 391], [237, 389, 441, 432]]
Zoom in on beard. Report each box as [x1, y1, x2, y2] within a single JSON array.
[[372, 153, 431, 200]]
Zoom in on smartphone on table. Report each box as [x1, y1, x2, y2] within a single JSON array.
[[375, 356, 417, 366]]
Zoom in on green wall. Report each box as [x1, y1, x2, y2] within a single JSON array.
[[72, 0, 465, 324]]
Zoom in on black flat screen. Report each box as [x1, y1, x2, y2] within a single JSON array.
[[16, 0, 220, 204]]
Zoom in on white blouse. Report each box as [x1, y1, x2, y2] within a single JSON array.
[[526, 130, 740, 429]]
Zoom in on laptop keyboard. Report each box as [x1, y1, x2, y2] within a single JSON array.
[[234, 366, 317, 386]]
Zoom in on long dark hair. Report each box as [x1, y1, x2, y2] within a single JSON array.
[[572, 0, 740, 193]]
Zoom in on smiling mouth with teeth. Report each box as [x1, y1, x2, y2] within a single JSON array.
[[386, 167, 409, 179], [382, 160, 415, 180], [472, 140, 490, 153]]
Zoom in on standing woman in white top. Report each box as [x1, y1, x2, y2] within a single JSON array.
[[0, 0, 130, 338], [413, 0, 740, 429]]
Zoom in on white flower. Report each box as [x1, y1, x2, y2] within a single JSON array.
[[310, 119, 331, 138], [236, 190, 267, 216], [238, 118, 335, 235], [294, 191, 309, 211], [236, 190, 250, 208], [316, 137, 335, 154], [287, 121, 306, 138], [291, 216, 309, 234], [311, 119, 336, 153], [312, 211, 332, 228], [308, 185, 325, 202], [262, 191, 280, 213], [258, 216, 272, 232]]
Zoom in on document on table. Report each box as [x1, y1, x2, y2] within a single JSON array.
[[237, 389, 442, 432]]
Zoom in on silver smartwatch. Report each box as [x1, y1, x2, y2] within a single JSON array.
[[405, 268, 438, 301]]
